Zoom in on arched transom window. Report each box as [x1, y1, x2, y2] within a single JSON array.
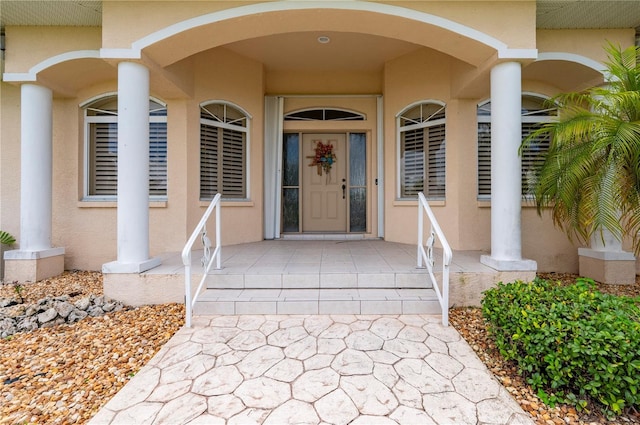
[[284, 108, 365, 121]]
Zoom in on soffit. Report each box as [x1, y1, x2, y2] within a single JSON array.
[[536, 0, 640, 30], [0, 1, 102, 30], [1, 1, 639, 32]]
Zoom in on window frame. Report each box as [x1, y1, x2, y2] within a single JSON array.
[[81, 93, 168, 202], [284, 107, 366, 121], [396, 100, 447, 201], [477, 93, 557, 201], [199, 101, 251, 201]]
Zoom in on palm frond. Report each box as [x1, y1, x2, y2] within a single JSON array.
[[522, 44, 640, 252], [0, 231, 16, 246]]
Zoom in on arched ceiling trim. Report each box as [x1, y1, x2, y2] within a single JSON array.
[[102, 1, 536, 66], [4, 50, 100, 82], [535, 52, 606, 74]]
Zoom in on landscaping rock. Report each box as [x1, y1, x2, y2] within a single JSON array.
[[0, 317, 16, 338], [54, 300, 74, 318], [37, 307, 57, 324], [68, 308, 88, 323], [75, 297, 90, 311], [0, 286, 125, 338], [17, 316, 38, 332], [87, 305, 105, 317], [0, 297, 19, 308]]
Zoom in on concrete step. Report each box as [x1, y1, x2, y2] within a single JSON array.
[[203, 271, 434, 290], [193, 287, 441, 315]]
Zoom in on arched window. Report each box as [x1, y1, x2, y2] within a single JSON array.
[[200, 102, 250, 200], [83, 95, 167, 199], [477, 94, 557, 199], [284, 108, 365, 121], [397, 102, 446, 199]]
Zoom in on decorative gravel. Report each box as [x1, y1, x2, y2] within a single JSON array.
[[0, 272, 184, 424], [1, 270, 639, 424]]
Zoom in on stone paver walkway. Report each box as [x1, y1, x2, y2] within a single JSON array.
[[89, 315, 533, 425]]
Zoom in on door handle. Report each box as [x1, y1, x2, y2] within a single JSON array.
[[342, 184, 346, 199]]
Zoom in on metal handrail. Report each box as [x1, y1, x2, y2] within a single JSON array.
[[182, 193, 222, 327], [417, 192, 453, 326]]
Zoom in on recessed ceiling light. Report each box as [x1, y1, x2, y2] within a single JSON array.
[[317, 36, 330, 44]]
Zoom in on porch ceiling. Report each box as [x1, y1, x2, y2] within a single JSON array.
[[222, 31, 421, 72], [522, 59, 605, 92]]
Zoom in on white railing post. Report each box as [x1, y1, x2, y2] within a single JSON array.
[[417, 192, 452, 326], [417, 200, 424, 268], [182, 193, 223, 328], [216, 198, 221, 270], [184, 263, 192, 328]]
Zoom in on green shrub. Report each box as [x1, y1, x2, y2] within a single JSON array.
[[482, 277, 640, 416]]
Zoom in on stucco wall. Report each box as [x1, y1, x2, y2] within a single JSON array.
[[0, 84, 21, 246], [4, 27, 101, 73], [537, 29, 635, 61], [3, 1, 636, 275], [383, 47, 456, 244], [380, 44, 586, 272], [189, 48, 265, 247]]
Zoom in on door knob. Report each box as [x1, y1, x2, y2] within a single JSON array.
[[342, 184, 346, 199]]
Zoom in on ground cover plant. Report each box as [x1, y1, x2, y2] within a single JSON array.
[[482, 277, 640, 418]]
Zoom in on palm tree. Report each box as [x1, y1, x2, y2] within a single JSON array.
[[523, 44, 640, 253]]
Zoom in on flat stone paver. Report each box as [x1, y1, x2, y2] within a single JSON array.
[[89, 315, 534, 425]]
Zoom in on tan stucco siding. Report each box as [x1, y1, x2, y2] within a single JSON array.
[[3, 27, 101, 74], [0, 84, 22, 251], [190, 48, 265, 246], [101, 1, 536, 54], [537, 29, 636, 61], [383, 48, 457, 244], [383, 1, 537, 49], [101, 1, 244, 49]]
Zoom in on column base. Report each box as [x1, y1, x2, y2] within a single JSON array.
[[102, 257, 162, 274], [480, 255, 537, 272], [3, 247, 65, 282], [103, 272, 184, 306], [578, 248, 636, 285]]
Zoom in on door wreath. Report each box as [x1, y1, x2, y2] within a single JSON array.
[[308, 140, 336, 176]]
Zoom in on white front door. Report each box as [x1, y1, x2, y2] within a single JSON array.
[[302, 133, 347, 232]]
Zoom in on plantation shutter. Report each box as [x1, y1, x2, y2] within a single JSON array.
[[85, 96, 167, 199], [401, 128, 424, 197], [199, 103, 249, 200], [200, 123, 219, 199], [520, 123, 548, 197], [426, 123, 446, 199], [149, 122, 168, 196], [477, 123, 492, 198], [89, 122, 118, 195], [477, 95, 555, 199], [476, 122, 549, 198], [221, 128, 246, 198]]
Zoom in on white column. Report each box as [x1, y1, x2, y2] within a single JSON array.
[[103, 62, 160, 273], [20, 84, 53, 251], [3, 84, 64, 280], [481, 61, 536, 271]]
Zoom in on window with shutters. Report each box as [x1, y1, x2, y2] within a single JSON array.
[[477, 94, 557, 200], [397, 102, 446, 199], [200, 102, 249, 200], [83, 95, 167, 200]]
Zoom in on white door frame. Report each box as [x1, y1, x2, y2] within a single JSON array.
[[264, 95, 384, 239]]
